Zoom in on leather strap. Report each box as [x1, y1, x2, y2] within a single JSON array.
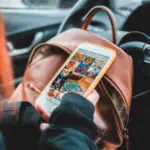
[[81, 6, 117, 45]]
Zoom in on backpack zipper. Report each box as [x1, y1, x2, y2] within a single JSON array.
[[95, 129, 107, 145], [27, 82, 42, 94], [27, 43, 71, 66], [104, 74, 129, 129]]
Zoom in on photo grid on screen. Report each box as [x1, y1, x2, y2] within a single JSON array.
[[46, 48, 109, 102]]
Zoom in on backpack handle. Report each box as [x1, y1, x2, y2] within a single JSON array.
[[81, 6, 117, 45]]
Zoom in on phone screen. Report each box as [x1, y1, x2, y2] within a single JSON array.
[[36, 44, 115, 112]]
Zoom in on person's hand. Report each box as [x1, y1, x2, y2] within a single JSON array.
[[35, 90, 99, 131], [86, 90, 99, 106], [35, 105, 50, 131]]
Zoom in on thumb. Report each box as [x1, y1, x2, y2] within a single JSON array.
[[40, 123, 49, 131], [87, 90, 99, 106], [35, 104, 50, 123]]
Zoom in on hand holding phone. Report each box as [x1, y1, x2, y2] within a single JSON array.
[[36, 90, 100, 124], [35, 43, 116, 113]]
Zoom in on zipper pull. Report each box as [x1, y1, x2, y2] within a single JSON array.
[[27, 83, 41, 94], [95, 129, 107, 146], [123, 128, 129, 140]]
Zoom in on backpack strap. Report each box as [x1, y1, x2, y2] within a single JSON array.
[[81, 6, 117, 44]]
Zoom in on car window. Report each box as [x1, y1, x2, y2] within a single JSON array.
[[0, 0, 78, 9], [113, 0, 142, 8], [0, 0, 26, 8]]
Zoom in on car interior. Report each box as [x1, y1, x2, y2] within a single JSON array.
[[1, 0, 150, 149]]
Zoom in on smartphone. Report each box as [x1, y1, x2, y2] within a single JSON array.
[[35, 43, 116, 113]]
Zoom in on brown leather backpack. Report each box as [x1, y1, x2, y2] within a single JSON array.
[[10, 6, 133, 149]]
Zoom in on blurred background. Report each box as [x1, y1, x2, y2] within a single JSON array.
[[0, 0, 142, 9], [0, 0, 146, 87], [0, 0, 77, 8]]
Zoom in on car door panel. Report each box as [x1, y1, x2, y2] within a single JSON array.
[[1, 8, 68, 36], [0, 8, 69, 84]]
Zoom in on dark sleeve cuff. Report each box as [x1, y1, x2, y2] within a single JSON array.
[[0, 101, 43, 127], [17, 101, 43, 126], [0, 101, 43, 150], [49, 92, 98, 139], [39, 126, 97, 150]]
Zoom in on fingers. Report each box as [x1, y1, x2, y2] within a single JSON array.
[[40, 123, 49, 131], [60, 90, 99, 106], [87, 90, 99, 106], [35, 90, 99, 122], [35, 104, 50, 123]]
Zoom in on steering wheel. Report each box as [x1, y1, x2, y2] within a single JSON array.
[[123, 3, 150, 36], [119, 32, 150, 96], [57, 0, 129, 44], [57, 1, 150, 96], [57, 0, 98, 34]]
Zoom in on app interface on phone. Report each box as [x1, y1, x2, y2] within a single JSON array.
[[38, 47, 110, 112]]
